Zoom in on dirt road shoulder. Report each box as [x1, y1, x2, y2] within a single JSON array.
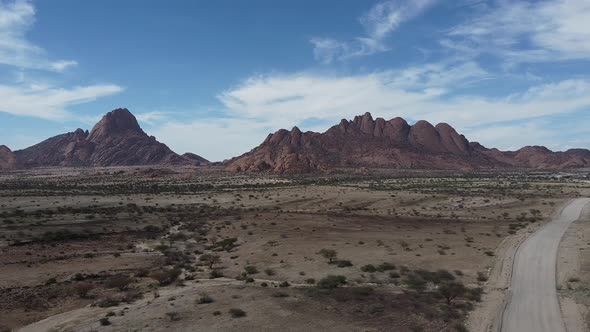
[[557, 203, 590, 332], [467, 201, 570, 332]]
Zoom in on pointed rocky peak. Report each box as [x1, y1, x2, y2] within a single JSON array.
[[266, 129, 290, 145], [288, 127, 304, 148], [353, 112, 375, 134], [88, 108, 144, 142], [0, 145, 12, 153], [373, 117, 386, 136], [72, 128, 89, 140]]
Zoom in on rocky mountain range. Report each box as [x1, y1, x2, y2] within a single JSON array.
[[2, 110, 588, 173], [227, 112, 590, 173], [1, 108, 208, 169]]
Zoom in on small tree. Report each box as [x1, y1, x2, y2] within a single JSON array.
[[438, 282, 467, 305], [74, 282, 95, 298], [319, 249, 337, 264], [200, 254, 221, 269]]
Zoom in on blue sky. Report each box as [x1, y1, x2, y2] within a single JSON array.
[[0, 0, 589, 161]]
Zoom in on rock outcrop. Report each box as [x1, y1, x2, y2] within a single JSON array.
[[0, 145, 17, 169], [227, 113, 590, 174], [182, 153, 209, 165], [8, 108, 208, 168]]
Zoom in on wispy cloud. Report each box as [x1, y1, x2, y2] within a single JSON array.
[[0, 83, 124, 119], [311, 0, 437, 63], [219, 70, 590, 128], [135, 111, 171, 126], [444, 0, 590, 64], [0, 0, 78, 71], [0, 0, 123, 120]]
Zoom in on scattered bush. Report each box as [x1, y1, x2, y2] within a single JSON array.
[[199, 254, 221, 269], [361, 264, 377, 273], [335, 260, 353, 268], [150, 268, 182, 286], [317, 275, 347, 289], [166, 311, 181, 321], [106, 274, 133, 291], [74, 282, 95, 298], [319, 249, 337, 263], [244, 265, 258, 275], [376, 262, 396, 272], [229, 308, 247, 318], [198, 293, 214, 304], [97, 297, 121, 308]]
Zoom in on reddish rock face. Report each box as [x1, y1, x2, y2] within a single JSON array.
[[182, 153, 209, 165], [227, 113, 590, 174], [0, 145, 17, 169], [87, 108, 144, 143], [10, 108, 208, 168]]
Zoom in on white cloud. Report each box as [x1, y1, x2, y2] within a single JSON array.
[[135, 111, 171, 126], [49, 60, 78, 72], [311, 0, 437, 63], [446, 0, 590, 63], [213, 71, 588, 153], [0, 83, 124, 119], [0, 0, 123, 121], [0, 0, 77, 71], [219, 71, 590, 129], [150, 118, 274, 162], [145, 62, 590, 161], [464, 122, 558, 151], [216, 61, 490, 128]]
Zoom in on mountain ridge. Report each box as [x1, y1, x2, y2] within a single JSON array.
[[5, 108, 208, 168], [2, 110, 588, 172], [227, 112, 590, 173]]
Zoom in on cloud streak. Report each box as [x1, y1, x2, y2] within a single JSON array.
[[444, 0, 590, 64], [0, 0, 79, 71], [311, 0, 437, 63], [0, 83, 124, 119], [0, 0, 124, 120]]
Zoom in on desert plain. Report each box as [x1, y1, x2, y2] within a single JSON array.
[[1, 166, 589, 332]]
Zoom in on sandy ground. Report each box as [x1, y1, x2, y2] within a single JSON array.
[[1, 166, 590, 331]]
